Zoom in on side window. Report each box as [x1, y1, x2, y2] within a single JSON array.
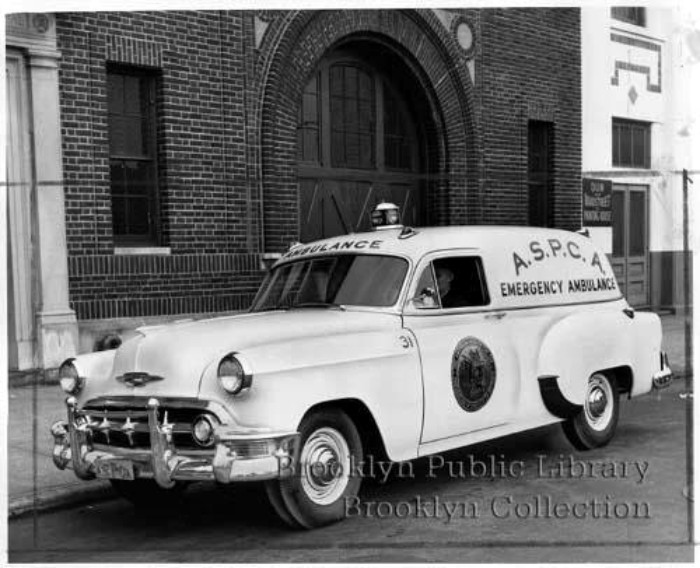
[[433, 257, 490, 308], [413, 265, 439, 309]]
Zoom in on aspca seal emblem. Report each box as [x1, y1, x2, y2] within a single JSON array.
[[451, 337, 496, 412]]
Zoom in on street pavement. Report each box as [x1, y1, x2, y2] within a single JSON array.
[[8, 376, 693, 562], [5, 313, 694, 548]]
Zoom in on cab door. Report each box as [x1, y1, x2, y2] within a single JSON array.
[[403, 252, 520, 444]]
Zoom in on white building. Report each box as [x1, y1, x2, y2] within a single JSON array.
[[582, 4, 697, 310]]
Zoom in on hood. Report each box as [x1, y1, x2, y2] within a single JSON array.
[[83, 309, 400, 400]]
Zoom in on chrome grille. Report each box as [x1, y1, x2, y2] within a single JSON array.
[[79, 403, 218, 450]]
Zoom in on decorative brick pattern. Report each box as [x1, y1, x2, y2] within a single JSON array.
[[106, 35, 162, 67], [610, 33, 662, 92]]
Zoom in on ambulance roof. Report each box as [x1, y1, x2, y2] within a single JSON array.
[[278, 226, 589, 262]]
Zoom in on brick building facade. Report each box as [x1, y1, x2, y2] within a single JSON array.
[[6, 9, 582, 366]]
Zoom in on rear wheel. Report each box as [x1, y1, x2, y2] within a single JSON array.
[[563, 372, 619, 450], [110, 479, 188, 511], [265, 409, 362, 529]]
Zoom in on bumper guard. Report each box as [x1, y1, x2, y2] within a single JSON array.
[[652, 352, 674, 390]]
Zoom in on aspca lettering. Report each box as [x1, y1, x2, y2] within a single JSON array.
[[282, 239, 383, 259], [512, 239, 605, 277]]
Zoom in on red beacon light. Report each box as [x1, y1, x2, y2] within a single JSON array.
[[371, 202, 402, 231]]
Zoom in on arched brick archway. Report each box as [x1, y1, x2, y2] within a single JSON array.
[[259, 10, 476, 252]]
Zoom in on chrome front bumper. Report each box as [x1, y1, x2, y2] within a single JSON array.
[[51, 396, 299, 488]]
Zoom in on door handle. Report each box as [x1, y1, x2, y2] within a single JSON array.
[[485, 312, 507, 320]]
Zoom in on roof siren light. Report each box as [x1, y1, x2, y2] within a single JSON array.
[[371, 202, 402, 231]]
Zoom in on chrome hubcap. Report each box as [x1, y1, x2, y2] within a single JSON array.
[[584, 374, 614, 431], [587, 387, 607, 418], [300, 427, 350, 505]]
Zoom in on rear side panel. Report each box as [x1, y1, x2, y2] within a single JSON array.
[[537, 307, 662, 406]]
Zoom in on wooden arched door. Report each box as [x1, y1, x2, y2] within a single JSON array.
[[297, 51, 425, 242]]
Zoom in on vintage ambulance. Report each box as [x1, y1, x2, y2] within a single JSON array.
[[51, 204, 672, 528]]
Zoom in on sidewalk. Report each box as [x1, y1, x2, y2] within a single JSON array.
[[7, 385, 113, 519], [6, 313, 694, 519]]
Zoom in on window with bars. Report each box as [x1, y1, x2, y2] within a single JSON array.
[[384, 87, 414, 170], [528, 121, 553, 227], [612, 118, 651, 169], [329, 64, 376, 169], [297, 72, 320, 163], [611, 7, 646, 27], [107, 66, 160, 245]]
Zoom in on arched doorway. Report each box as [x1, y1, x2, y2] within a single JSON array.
[[296, 41, 431, 241], [259, 10, 476, 252]]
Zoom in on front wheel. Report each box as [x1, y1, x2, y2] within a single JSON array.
[[265, 409, 363, 529], [562, 372, 619, 450]]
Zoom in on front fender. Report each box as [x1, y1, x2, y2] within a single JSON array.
[[197, 329, 424, 462], [69, 350, 117, 404], [537, 308, 661, 407]]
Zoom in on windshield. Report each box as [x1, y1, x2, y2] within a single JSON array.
[[251, 254, 409, 311]]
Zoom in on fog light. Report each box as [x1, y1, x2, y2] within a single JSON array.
[[59, 359, 83, 395], [192, 415, 215, 447]]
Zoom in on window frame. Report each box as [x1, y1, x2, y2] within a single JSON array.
[[328, 61, 377, 170], [527, 120, 554, 228], [382, 80, 420, 172], [296, 52, 422, 176], [297, 70, 322, 165], [611, 7, 646, 27], [406, 253, 491, 313], [107, 63, 161, 247], [612, 117, 651, 169], [250, 253, 411, 311]]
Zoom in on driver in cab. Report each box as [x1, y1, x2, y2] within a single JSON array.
[[436, 266, 468, 308]]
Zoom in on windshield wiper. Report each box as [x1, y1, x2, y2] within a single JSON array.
[[292, 301, 346, 311]]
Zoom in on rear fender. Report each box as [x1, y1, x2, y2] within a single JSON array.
[[537, 309, 661, 407]]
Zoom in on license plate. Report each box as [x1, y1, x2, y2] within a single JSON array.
[[95, 459, 135, 481]]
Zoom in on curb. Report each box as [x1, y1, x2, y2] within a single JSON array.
[[9, 483, 116, 520]]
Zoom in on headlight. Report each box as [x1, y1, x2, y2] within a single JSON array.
[[217, 353, 253, 395], [59, 359, 83, 395]]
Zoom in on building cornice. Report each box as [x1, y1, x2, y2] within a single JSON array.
[[6, 13, 59, 58]]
